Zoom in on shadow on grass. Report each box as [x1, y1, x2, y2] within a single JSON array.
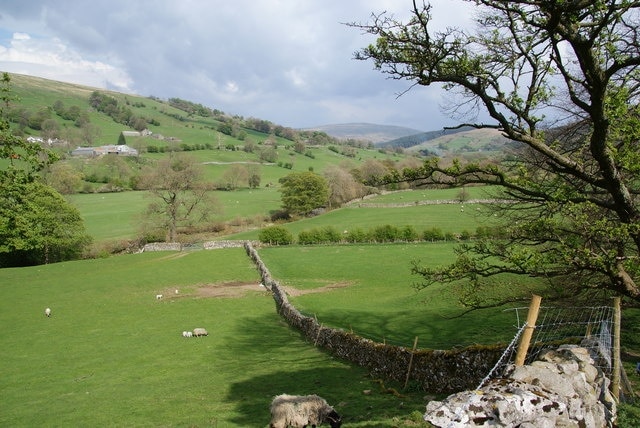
[[224, 311, 430, 427]]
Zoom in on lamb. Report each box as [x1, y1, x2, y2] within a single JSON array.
[[45, 307, 51, 317], [156, 294, 163, 299], [192, 328, 208, 337], [269, 394, 342, 428]]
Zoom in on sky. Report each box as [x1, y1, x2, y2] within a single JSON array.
[[0, 1, 475, 132]]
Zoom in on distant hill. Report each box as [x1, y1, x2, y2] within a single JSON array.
[[379, 126, 475, 149], [400, 127, 515, 157], [304, 123, 424, 144]]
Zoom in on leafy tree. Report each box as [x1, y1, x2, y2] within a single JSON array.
[[0, 73, 90, 266], [279, 171, 329, 216], [0, 180, 91, 266], [259, 146, 278, 163], [45, 162, 83, 194], [221, 164, 248, 190], [352, 1, 640, 303], [258, 225, 293, 245], [323, 164, 365, 208], [247, 164, 261, 189], [139, 153, 217, 242]]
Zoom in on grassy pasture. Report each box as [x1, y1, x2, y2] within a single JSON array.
[[69, 188, 491, 243], [230, 202, 492, 241], [258, 243, 529, 349], [0, 248, 437, 427], [68, 189, 283, 242]]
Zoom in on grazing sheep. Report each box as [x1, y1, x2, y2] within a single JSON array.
[[156, 294, 163, 299], [193, 328, 208, 337], [269, 394, 342, 428], [45, 307, 51, 317]]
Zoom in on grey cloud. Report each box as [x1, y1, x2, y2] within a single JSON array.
[[0, 0, 474, 130]]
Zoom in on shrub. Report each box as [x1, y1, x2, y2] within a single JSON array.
[[297, 229, 316, 245], [371, 224, 400, 242], [423, 227, 445, 241], [298, 226, 342, 245], [345, 227, 369, 243], [258, 226, 293, 245], [400, 225, 419, 242], [269, 210, 291, 222]]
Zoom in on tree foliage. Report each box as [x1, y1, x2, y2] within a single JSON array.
[[258, 226, 294, 245], [139, 153, 217, 242], [0, 73, 91, 266], [279, 171, 329, 216], [352, 1, 640, 303], [0, 180, 91, 266]]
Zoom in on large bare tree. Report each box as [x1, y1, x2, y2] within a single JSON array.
[[141, 153, 216, 242], [351, 1, 640, 303]]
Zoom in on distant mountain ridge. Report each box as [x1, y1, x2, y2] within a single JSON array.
[[304, 122, 424, 144], [306, 122, 511, 158]]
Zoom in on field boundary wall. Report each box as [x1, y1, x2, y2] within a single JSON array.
[[244, 242, 505, 393]]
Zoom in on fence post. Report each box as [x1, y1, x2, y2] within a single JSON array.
[[403, 336, 419, 390], [515, 294, 542, 366], [612, 297, 621, 401]]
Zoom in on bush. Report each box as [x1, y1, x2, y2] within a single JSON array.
[[345, 227, 370, 243], [400, 225, 419, 242], [269, 210, 291, 222], [258, 226, 293, 245], [297, 230, 316, 245], [371, 224, 400, 242], [298, 226, 342, 244], [423, 227, 445, 241]]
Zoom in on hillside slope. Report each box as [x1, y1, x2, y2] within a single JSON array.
[[402, 128, 515, 157], [304, 122, 424, 144]]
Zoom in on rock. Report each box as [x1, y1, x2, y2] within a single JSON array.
[[423, 346, 616, 427]]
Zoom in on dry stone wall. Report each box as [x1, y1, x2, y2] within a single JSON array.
[[142, 242, 182, 252], [423, 345, 617, 427], [244, 242, 505, 393]]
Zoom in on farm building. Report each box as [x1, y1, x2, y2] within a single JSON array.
[[71, 144, 139, 157]]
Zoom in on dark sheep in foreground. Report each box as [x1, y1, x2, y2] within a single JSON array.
[[269, 394, 342, 428]]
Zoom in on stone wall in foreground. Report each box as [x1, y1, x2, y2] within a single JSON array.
[[424, 345, 616, 427], [244, 242, 505, 393]]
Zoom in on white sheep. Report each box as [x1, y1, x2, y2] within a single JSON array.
[[45, 307, 51, 317], [269, 394, 342, 428], [192, 328, 208, 337], [156, 294, 163, 300]]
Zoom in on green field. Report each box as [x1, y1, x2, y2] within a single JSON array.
[[258, 243, 528, 349], [0, 248, 458, 427], [6, 73, 640, 426], [69, 188, 495, 243], [3, 245, 638, 426]]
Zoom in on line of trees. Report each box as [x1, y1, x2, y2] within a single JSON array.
[[258, 224, 504, 246]]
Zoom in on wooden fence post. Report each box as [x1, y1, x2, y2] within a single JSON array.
[[612, 297, 621, 401], [515, 295, 542, 366], [403, 336, 419, 390]]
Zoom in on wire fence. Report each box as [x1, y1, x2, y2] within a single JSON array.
[[479, 303, 616, 388]]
